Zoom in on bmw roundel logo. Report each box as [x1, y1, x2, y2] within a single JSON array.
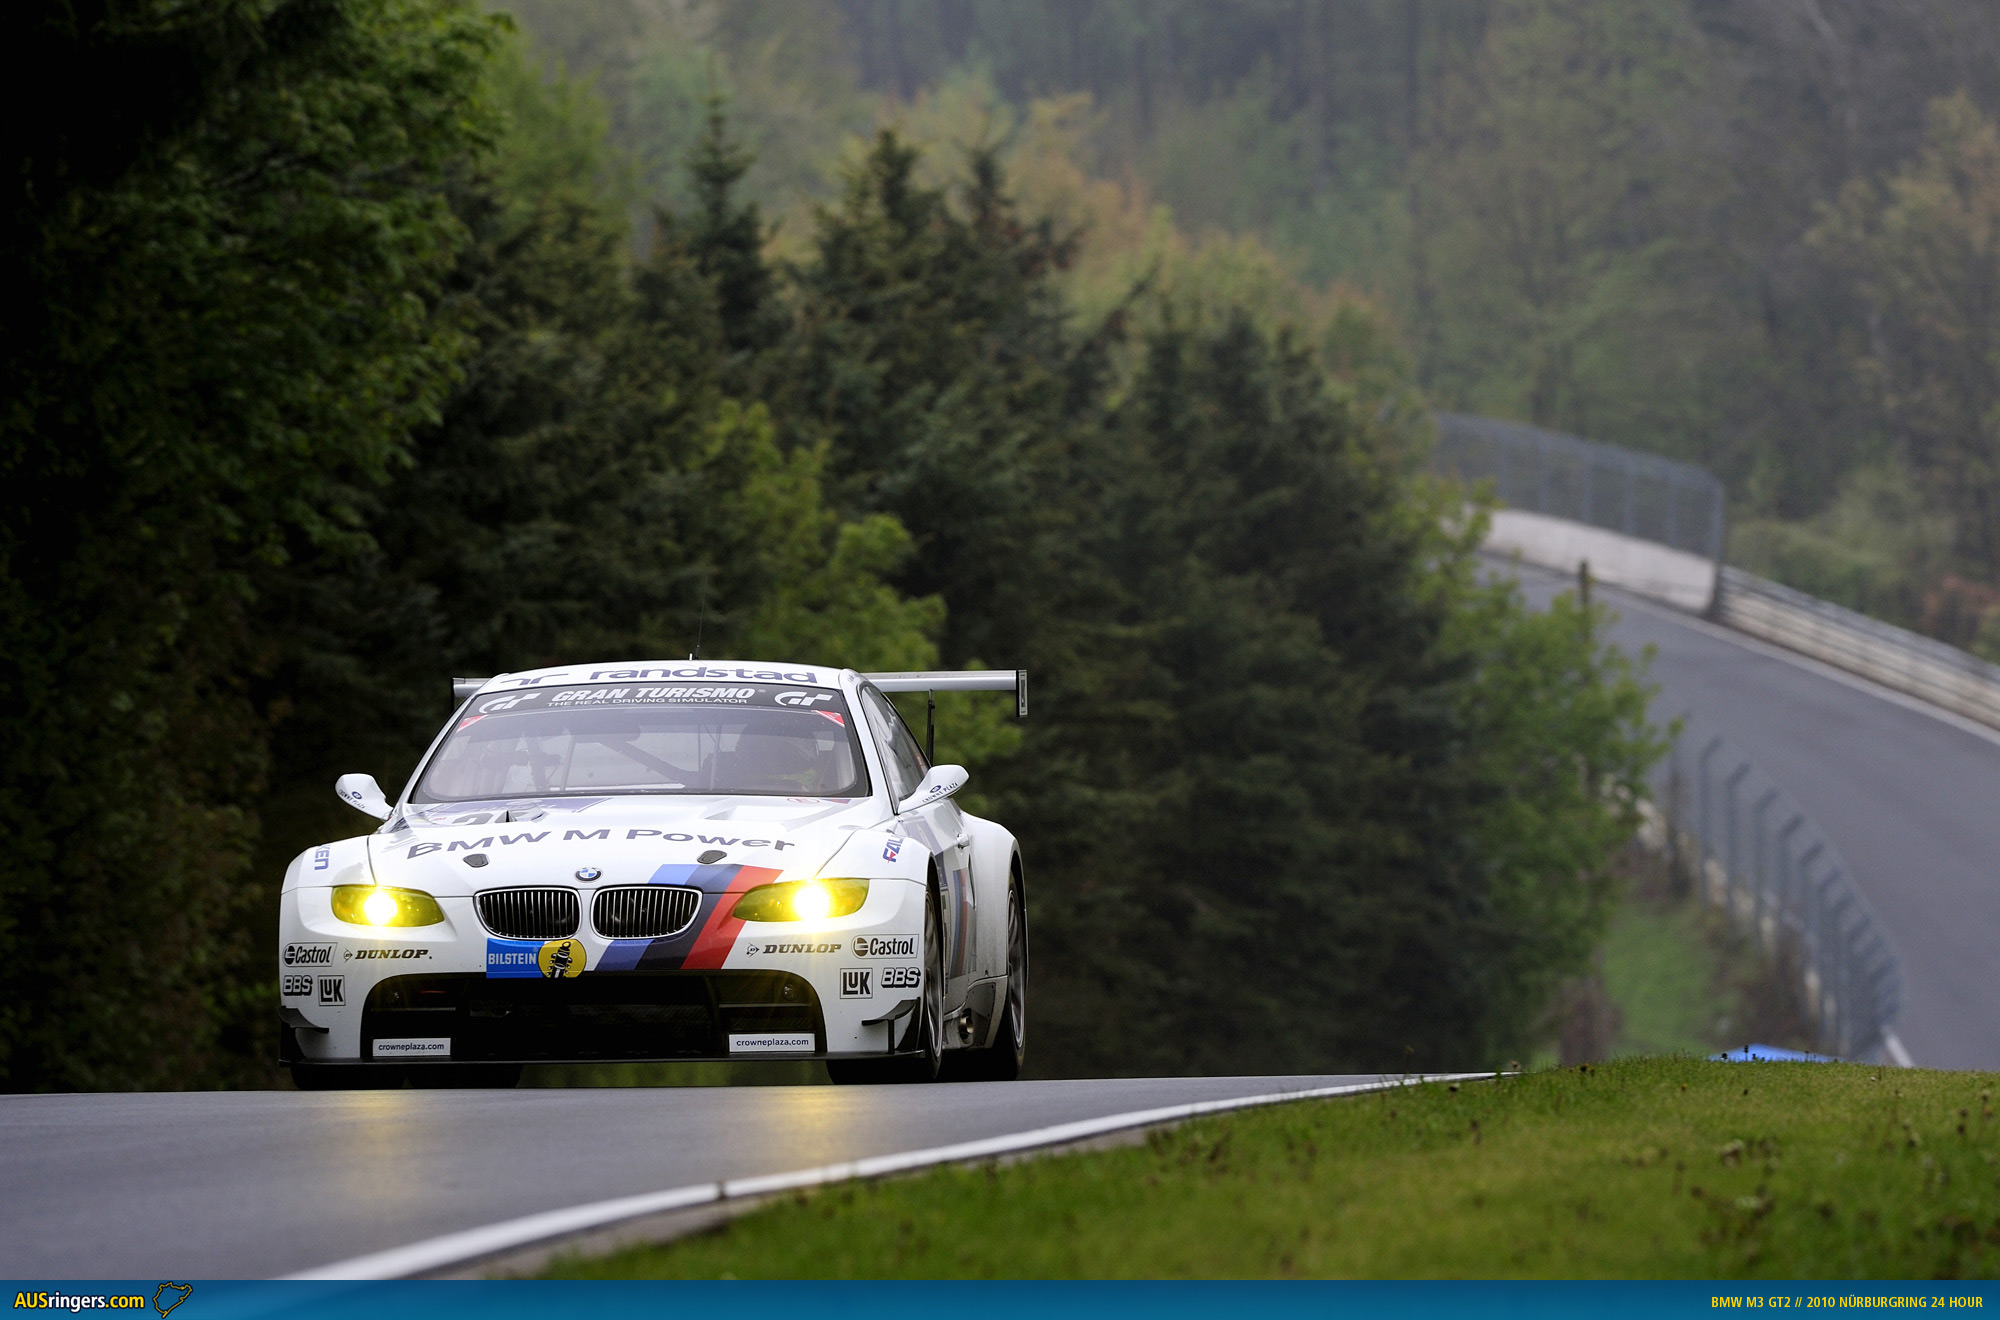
[[575, 866, 602, 882]]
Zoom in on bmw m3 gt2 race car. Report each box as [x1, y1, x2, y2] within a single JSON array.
[[277, 662, 1028, 1089]]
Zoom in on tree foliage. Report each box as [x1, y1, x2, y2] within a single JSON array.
[[775, 142, 1657, 1072], [503, 1, 2000, 653], [0, 0, 501, 1089], [3, 3, 1658, 1087]]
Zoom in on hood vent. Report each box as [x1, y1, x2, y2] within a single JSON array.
[[593, 886, 704, 939], [476, 887, 580, 940]]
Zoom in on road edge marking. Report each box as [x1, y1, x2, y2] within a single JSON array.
[[285, 1073, 1486, 1280]]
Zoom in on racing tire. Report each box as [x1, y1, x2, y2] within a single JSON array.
[[826, 883, 944, 1085], [941, 873, 1028, 1082], [290, 1064, 405, 1091], [407, 1064, 524, 1089]]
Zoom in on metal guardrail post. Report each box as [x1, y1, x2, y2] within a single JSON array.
[[1697, 737, 1723, 901], [1656, 723, 1901, 1060], [1777, 815, 1805, 935], [1752, 788, 1779, 942], [1724, 763, 1752, 919]]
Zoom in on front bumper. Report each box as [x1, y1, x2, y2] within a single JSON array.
[[278, 875, 928, 1065]]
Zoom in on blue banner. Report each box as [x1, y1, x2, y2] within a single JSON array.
[[6, 1280, 1997, 1320]]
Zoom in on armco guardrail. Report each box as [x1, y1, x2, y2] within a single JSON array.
[[1438, 412, 2000, 734], [1655, 725, 1902, 1060], [1435, 412, 1725, 561], [1716, 567, 2000, 732]]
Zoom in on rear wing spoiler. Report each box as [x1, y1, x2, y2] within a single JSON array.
[[863, 669, 1026, 719]]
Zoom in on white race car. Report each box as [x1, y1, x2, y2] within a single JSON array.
[[277, 661, 1028, 1089]]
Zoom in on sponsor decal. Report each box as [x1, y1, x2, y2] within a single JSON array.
[[476, 693, 540, 713], [728, 1032, 814, 1054], [539, 938, 585, 979], [156, 1283, 193, 1316], [456, 680, 840, 721], [589, 667, 822, 683], [840, 968, 872, 998], [879, 964, 922, 990], [742, 941, 842, 957], [345, 947, 432, 961], [486, 937, 587, 979], [621, 829, 794, 849], [882, 836, 904, 863], [284, 940, 334, 968], [851, 934, 918, 958], [372, 1037, 451, 1058], [281, 973, 314, 998], [312, 847, 330, 872], [817, 711, 846, 727], [408, 827, 793, 859], [317, 976, 345, 1007]]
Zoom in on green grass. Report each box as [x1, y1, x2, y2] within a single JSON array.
[[542, 1058, 2000, 1279], [1602, 897, 1728, 1056]]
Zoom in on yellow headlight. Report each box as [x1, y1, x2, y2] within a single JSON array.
[[731, 878, 869, 923], [331, 885, 445, 928]]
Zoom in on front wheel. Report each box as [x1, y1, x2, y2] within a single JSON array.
[[827, 883, 944, 1085], [942, 872, 1027, 1082]]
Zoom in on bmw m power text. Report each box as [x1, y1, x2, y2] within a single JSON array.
[[277, 663, 1028, 1088]]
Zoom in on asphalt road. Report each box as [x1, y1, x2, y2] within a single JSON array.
[[1510, 560, 2000, 1072], [0, 1073, 1381, 1278]]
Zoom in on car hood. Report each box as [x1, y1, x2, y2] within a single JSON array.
[[364, 795, 891, 897]]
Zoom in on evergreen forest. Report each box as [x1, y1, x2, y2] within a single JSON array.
[[3, 0, 1703, 1090]]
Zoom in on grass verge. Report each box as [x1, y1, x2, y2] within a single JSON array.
[[542, 1058, 2000, 1279]]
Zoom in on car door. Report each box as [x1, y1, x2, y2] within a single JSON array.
[[858, 685, 978, 1000]]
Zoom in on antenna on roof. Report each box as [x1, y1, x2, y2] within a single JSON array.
[[690, 575, 708, 661]]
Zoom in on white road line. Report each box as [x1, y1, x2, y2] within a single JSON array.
[[286, 1074, 1481, 1280]]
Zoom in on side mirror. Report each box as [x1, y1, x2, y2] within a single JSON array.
[[335, 773, 393, 821], [898, 764, 968, 814]]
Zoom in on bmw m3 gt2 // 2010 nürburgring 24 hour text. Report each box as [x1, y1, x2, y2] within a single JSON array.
[[277, 662, 1029, 1088]]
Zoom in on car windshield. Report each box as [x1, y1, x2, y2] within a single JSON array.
[[411, 683, 869, 802]]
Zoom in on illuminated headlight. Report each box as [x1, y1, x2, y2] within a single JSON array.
[[731, 878, 869, 923], [331, 885, 445, 928]]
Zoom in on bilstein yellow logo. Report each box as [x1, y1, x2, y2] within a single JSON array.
[[538, 938, 585, 978]]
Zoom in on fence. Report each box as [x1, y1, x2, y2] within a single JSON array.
[[1654, 724, 1902, 1060], [1433, 413, 1726, 562]]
